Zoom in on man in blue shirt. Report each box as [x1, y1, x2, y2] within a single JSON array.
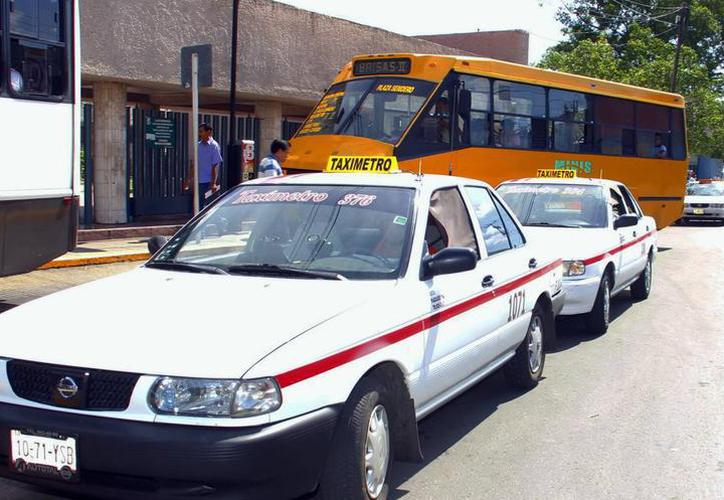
[[258, 139, 289, 178], [197, 123, 223, 208]]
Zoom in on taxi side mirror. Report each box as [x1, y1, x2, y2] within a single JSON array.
[[613, 214, 638, 230], [422, 247, 477, 279], [147, 235, 169, 255]]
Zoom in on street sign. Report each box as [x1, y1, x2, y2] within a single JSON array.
[[181, 44, 212, 88], [144, 117, 176, 149]]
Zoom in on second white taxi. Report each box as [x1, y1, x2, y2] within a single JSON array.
[[498, 177, 657, 335], [0, 168, 563, 499]]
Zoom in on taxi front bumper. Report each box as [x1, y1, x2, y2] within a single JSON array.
[[560, 275, 601, 316], [0, 402, 340, 499], [682, 207, 724, 220]]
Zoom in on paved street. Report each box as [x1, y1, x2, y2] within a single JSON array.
[[0, 224, 723, 499]]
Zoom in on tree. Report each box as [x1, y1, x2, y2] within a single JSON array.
[[554, 0, 723, 79], [540, 7, 724, 157]]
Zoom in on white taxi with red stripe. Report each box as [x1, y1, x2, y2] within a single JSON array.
[[498, 177, 657, 335], [0, 170, 563, 500]]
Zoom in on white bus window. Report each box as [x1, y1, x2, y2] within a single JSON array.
[[8, 0, 67, 99]]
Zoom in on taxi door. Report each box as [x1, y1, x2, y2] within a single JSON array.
[[463, 186, 533, 354], [416, 186, 503, 404], [609, 185, 639, 286], [620, 184, 651, 272]]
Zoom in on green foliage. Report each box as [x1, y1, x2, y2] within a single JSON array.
[[540, 1, 724, 157]]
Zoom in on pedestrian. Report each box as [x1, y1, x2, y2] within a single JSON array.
[[197, 123, 223, 208], [654, 133, 668, 159], [258, 139, 289, 178]]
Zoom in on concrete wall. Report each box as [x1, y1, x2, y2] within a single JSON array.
[[417, 30, 529, 65], [80, 0, 469, 106]]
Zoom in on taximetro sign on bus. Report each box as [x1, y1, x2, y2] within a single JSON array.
[[285, 54, 688, 228]]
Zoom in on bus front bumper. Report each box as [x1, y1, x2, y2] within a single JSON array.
[[0, 402, 340, 500]]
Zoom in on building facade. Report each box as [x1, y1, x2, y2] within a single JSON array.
[[80, 0, 528, 223]]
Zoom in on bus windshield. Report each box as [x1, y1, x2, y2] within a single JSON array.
[[296, 78, 435, 144]]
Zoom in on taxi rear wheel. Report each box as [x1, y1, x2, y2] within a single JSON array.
[[504, 304, 546, 390], [317, 376, 393, 500], [585, 274, 611, 336], [630, 255, 652, 301]]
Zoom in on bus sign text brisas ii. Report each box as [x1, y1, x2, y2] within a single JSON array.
[[352, 58, 411, 76], [326, 156, 400, 174], [536, 169, 577, 179]]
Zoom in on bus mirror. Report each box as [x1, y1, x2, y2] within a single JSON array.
[[458, 89, 472, 116]]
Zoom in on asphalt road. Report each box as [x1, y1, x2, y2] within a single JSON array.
[[0, 224, 722, 499]]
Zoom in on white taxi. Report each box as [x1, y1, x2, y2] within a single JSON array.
[[0, 163, 563, 500], [498, 176, 657, 335]]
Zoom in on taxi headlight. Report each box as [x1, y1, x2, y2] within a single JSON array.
[[562, 260, 586, 277], [711, 203, 724, 208], [149, 377, 281, 417]]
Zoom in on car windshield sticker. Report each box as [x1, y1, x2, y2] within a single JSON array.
[[393, 215, 408, 225], [337, 193, 377, 206], [232, 189, 329, 204], [375, 84, 415, 94]]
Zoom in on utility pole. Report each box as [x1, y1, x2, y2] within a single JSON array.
[[670, 0, 690, 93], [226, 0, 242, 190]]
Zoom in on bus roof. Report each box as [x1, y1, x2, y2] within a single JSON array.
[[335, 53, 685, 109]]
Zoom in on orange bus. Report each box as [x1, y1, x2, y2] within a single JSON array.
[[287, 54, 688, 228]]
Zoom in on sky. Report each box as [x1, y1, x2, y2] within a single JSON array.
[[276, 0, 566, 64]]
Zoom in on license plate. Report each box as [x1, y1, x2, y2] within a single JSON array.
[[10, 429, 78, 481], [693, 208, 704, 214]]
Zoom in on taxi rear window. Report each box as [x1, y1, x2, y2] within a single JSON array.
[[497, 183, 608, 228]]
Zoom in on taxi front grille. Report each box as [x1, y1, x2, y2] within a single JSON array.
[[6, 360, 139, 411], [690, 203, 710, 208]]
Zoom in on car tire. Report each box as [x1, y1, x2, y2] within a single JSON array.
[[630, 255, 653, 301], [585, 274, 611, 336], [316, 376, 393, 500], [504, 304, 546, 390]]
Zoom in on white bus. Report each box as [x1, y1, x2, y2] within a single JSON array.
[[0, 0, 80, 276]]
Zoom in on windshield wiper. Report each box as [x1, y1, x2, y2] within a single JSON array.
[[227, 264, 345, 280], [145, 261, 229, 275], [526, 222, 581, 228]]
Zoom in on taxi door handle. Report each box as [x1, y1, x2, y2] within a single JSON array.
[[529, 258, 538, 269], [632, 230, 637, 237], [482, 275, 495, 288]]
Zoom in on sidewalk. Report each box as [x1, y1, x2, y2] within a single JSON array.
[[39, 238, 151, 270]]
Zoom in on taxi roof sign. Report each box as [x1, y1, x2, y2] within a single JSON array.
[[536, 169, 577, 179], [326, 156, 399, 174]]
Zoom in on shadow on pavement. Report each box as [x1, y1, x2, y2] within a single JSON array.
[[388, 370, 532, 499], [548, 293, 632, 353], [0, 302, 17, 314]]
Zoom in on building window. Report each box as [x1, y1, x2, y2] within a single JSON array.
[[8, 0, 69, 99]]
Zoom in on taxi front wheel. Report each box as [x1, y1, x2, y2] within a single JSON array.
[[585, 274, 611, 336], [317, 376, 393, 500], [504, 304, 546, 390]]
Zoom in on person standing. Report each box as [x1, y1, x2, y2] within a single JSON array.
[[258, 139, 289, 178], [197, 123, 223, 208]]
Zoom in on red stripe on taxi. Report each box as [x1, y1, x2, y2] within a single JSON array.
[[275, 259, 563, 388], [582, 231, 655, 266]]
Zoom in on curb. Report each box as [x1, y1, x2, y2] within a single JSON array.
[[38, 253, 150, 270]]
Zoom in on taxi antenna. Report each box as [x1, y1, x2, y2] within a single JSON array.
[[448, 159, 453, 176], [417, 158, 423, 178]]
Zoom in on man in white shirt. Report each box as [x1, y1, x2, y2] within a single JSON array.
[[258, 139, 289, 178]]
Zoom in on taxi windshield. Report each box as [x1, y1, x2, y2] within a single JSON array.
[[686, 182, 724, 196], [151, 184, 416, 280], [498, 183, 608, 228], [296, 78, 435, 144]]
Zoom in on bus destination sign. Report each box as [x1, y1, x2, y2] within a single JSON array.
[[353, 58, 411, 76]]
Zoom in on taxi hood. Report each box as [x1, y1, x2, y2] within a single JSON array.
[[685, 195, 724, 204], [0, 267, 394, 379], [523, 226, 613, 261], [286, 135, 394, 171]]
